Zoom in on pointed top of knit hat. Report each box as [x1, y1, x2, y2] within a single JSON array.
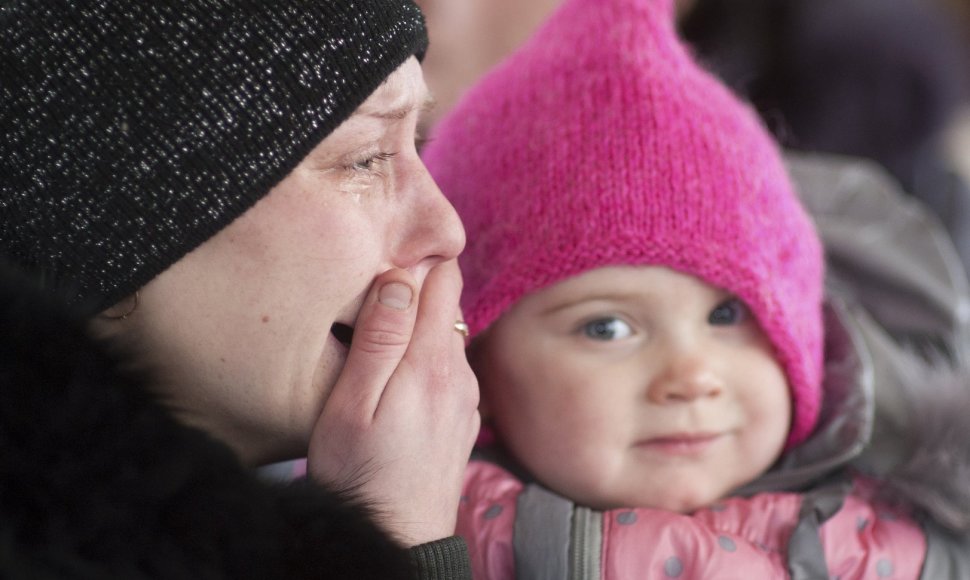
[[423, 0, 825, 446]]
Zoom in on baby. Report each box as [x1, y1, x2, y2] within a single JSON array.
[[423, 0, 970, 577]]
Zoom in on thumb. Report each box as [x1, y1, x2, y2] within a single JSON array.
[[326, 269, 418, 417]]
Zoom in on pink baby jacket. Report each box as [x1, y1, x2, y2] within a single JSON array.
[[459, 460, 925, 579]]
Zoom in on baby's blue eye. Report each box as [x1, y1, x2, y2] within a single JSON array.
[[709, 298, 749, 326], [581, 317, 633, 341]]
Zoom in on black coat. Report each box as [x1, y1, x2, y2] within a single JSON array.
[[0, 264, 415, 580]]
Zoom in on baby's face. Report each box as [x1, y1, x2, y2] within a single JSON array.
[[474, 265, 791, 513]]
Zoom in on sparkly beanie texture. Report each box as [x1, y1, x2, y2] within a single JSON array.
[[422, 0, 825, 446], [0, 0, 427, 310]]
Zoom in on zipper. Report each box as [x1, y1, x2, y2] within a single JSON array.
[[570, 506, 603, 580]]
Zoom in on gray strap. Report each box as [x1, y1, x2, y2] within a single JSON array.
[[788, 479, 851, 580], [514, 484, 575, 580], [920, 518, 970, 579]]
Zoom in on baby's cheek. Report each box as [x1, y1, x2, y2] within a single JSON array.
[[540, 442, 627, 506]]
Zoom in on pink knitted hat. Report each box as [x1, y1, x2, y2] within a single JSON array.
[[422, 0, 825, 447]]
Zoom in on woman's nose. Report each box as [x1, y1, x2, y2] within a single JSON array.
[[647, 352, 724, 404], [394, 160, 466, 277]]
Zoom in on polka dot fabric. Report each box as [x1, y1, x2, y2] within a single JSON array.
[[422, 0, 825, 446], [605, 492, 924, 579], [459, 461, 926, 579], [457, 462, 521, 580]]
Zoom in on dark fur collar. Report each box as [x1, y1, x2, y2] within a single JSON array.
[[0, 264, 411, 579]]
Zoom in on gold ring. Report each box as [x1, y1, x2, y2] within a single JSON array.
[[453, 320, 470, 337]]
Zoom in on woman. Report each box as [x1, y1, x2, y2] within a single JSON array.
[[0, 0, 479, 578]]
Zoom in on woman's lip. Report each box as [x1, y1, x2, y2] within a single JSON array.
[[634, 433, 723, 455]]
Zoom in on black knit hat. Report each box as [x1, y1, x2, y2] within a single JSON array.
[[0, 0, 428, 311]]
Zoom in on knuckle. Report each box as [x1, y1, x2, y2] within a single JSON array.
[[460, 370, 480, 409], [466, 385, 480, 410], [469, 410, 482, 437], [353, 324, 410, 354], [430, 363, 480, 410]]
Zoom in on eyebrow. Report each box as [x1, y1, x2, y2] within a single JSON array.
[[366, 94, 437, 120], [538, 291, 649, 316]]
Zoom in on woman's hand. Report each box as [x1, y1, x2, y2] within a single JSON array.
[[307, 260, 480, 546]]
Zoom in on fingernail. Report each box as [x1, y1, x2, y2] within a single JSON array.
[[379, 282, 412, 311]]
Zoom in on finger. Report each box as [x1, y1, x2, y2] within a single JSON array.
[[388, 260, 478, 414], [410, 260, 465, 355], [326, 268, 418, 417]]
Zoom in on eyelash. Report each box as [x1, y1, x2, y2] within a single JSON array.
[[708, 298, 749, 326], [579, 316, 634, 341], [350, 151, 396, 173]]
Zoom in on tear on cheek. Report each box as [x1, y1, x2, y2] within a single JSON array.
[[330, 323, 354, 348]]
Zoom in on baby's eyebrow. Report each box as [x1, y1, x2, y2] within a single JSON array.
[[538, 291, 648, 316]]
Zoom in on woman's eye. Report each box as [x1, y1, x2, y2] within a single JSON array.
[[581, 317, 633, 341], [709, 298, 749, 326], [351, 151, 396, 172]]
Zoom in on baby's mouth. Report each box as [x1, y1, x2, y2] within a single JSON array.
[[330, 323, 355, 347]]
